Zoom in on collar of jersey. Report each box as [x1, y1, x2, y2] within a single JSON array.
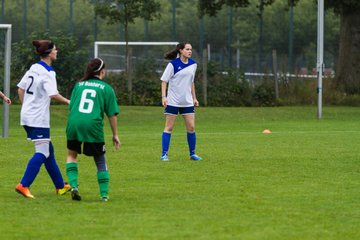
[[171, 58, 195, 75], [37, 61, 55, 72]]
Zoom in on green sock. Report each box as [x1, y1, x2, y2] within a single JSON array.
[[66, 162, 78, 188], [97, 171, 110, 198]]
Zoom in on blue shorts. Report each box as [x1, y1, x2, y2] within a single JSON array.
[[164, 105, 195, 115], [23, 126, 50, 141]]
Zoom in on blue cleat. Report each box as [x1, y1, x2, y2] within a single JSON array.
[[160, 154, 169, 161], [190, 154, 202, 161]]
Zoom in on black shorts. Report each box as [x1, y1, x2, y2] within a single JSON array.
[[67, 140, 105, 157]]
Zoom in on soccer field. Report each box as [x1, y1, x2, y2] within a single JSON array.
[[1, 105, 360, 239]]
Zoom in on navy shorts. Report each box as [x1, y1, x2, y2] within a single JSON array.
[[67, 140, 105, 157], [164, 105, 195, 115], [23, 126, 50, 141]]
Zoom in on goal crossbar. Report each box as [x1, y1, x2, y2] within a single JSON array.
[[94, 41, 179, 58]]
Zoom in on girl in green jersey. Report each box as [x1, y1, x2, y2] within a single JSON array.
[[65, 58, 121, 202]]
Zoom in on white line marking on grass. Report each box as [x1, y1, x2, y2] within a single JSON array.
[[39, 130, 360, 139]]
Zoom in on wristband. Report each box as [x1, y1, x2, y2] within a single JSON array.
[[162, 96, 166, 98]]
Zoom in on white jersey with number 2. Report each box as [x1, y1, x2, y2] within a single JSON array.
[[17, 61, 59, 128], [160, 58, 197, 107]]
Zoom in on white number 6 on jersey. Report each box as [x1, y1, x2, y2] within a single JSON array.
[[79, 89, 96, 113]]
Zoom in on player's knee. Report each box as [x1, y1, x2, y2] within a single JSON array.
[[187, 125, 195, 132], [67, 150, 78, 163], [165, 125, 174, 132], [35, 141, 50, 158]]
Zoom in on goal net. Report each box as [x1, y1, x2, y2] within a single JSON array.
[[0, 24, 11, 138], [94, 41, 178, 73]]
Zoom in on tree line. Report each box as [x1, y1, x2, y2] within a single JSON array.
[[1, 0, 359, 105]]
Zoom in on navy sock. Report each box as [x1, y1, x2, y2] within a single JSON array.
[[187, 132, 196, 156], [162, 132, 171, 156], [20, 153, 46, 187], [44, 142, 64, 189], [44, 143, 65, 189], [45, 156, 65, 189], [94, 154, 108, 171]]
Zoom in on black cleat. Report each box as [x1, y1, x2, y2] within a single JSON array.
[[71, 188, 82, 201]]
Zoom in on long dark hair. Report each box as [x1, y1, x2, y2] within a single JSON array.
[[164, 42, 190, 60], [80, 58, 105, 81]]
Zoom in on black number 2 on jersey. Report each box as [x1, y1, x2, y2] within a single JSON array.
[[26, 76, 34, 95]]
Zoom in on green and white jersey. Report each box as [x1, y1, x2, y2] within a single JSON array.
[[66, 78, 119, 142]]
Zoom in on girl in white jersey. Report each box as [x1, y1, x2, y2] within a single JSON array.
[[160, 42, 202, 161], [15, 40, 71, 199]]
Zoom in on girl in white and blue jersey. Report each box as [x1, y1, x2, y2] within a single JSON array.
[[160, 42, 202, 161], [15, 40, 71, 199]]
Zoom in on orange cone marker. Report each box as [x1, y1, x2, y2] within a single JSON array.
[[262, 129, 272, 134]]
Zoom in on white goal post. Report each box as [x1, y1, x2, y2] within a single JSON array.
[[94, 41, 179, 57], [94, 41, 179, 72], [1, 24, 11, 138]]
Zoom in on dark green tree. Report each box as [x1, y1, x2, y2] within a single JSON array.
[[11, 31, 88, 99], [199, 0, 360, 94], [93, 0, 161, 104], [94, 0, 160, 70], [198, 0, 276, 17], [325, 0, 360, 94], [198, 0, 275, 71]]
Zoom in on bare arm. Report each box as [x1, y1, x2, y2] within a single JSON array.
[[161, 81, 168, 107], [18, 88, 25, 104], [191, 83, 199, 107], [109, 115, 121, 150], [0, 91, 11, 105], [50, 94, 70, 105]]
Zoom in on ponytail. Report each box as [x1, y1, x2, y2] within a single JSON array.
[[80, 58, 105, 81], [164, 42, 188, 60]]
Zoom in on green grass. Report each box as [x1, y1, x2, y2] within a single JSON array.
[[1, 105, 360, 239]]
